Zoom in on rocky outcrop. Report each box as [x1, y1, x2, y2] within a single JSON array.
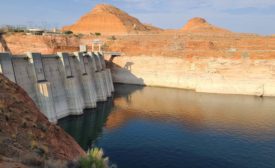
[[63, 4, 162, 35], [0, 74, 85, 167], [2, 34, 80, 55]]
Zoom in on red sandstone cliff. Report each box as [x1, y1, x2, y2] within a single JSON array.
[[63, 4, 162, 35], [0, 74, 85, 167]]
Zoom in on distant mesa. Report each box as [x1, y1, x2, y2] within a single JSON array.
[[63, 4, 231, 35], [63, 4, 162, 35], [181, 17, 231, 33]]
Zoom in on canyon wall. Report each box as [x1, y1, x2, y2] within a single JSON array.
[[0, 52, 114, 123], [103, 29, 275, 97], [107, 55, 275, 97]]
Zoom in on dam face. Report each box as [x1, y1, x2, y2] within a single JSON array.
[[0, 52, 114, 123]]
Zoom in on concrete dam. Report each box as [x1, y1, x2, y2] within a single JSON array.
[[0, 51, 114, 123]]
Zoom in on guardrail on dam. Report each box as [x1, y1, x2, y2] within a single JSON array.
[[0, 52, 114, 123]]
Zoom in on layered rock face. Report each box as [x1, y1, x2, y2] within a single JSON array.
[[0, 74, 85, 167], [63, 4, 161, 35], [108, 55, 275, 97]]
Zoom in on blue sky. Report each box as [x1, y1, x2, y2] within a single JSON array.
[[0, 0, 275, 35]]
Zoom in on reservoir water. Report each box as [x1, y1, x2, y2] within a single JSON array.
[[58, 84, 275, 168]]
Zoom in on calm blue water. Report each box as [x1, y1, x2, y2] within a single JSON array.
[[58, 84, 275, 168]]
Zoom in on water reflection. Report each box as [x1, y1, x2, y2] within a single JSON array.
[[58, 99, 114, 150], [109, 85, 275, 140], [59, 84, 275, 168]]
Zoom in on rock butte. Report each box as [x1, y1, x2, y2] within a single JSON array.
[[181, 17, 231, 33], [63, 4, 162, 35]]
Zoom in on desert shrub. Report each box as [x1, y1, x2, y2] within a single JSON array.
[[37, 123, 48, 132], [0, 26, 25, 33], [101, 44, 108, 51], [4, 114, 10, 121], [64, 30, 73, 35], [46, 159, 69, 168], [79, 148, 115, 168], [67, 160, 80, 168], [108, 36, 116, 41], [77, 33, 84, 38], [31, 140, 38, 150], [21, 154, 43, 167], [13, 28, 25, 33], [34, 147, 46, 157], [21, 120, 27, 128], [95, 32, 101, 36], [31, 140, 48, 157]]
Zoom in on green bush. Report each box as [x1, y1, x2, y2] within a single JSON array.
[[79, 148, 115, 168], [64, 30, 73, 35], [13, 29, 25, 33], [95, 32, 101, 36]]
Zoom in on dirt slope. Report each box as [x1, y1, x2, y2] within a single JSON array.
[[0, 74, 85, 167]]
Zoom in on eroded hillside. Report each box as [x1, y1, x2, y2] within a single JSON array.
[[0, 74, 85, 167]]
